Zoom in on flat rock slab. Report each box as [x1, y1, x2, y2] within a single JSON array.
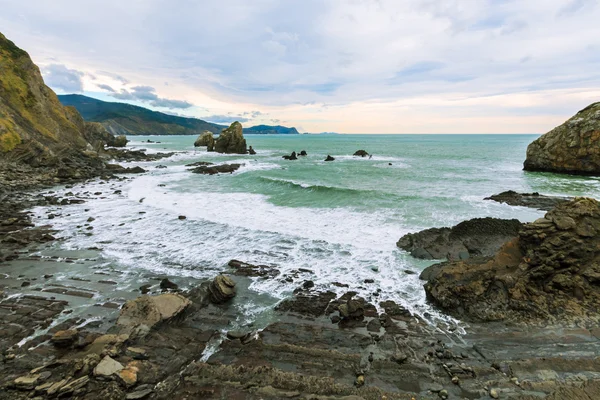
[[94, 355, 124, 377], [484, 190, 572, 211]]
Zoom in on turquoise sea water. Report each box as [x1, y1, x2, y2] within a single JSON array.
[[34, 134, 600, 326]]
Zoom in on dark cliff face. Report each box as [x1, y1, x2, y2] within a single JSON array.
[[0, 33, 113, 166], [524, 102, 600, 176]]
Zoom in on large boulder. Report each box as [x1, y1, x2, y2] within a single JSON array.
[[208, 275, 236, 304], [113, 135, 128, 147], [194, 131, 215, 151], [116, 293, 191, 337], [423, 198, 600, 325], [524, 102, 600, 175], [397, 217, 522, 260], [214, 121, 247, 154]]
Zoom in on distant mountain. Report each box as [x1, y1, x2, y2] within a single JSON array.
[[58, 94, 225, 135], [244, 125, 299, 135], [58, 94, 300, 135]]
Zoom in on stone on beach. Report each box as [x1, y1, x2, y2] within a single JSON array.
[[208, 274, 236, 304]]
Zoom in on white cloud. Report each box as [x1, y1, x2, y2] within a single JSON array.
[[1, 0, 599, 132]]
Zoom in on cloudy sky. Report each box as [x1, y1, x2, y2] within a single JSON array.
[[1, 0, 599, 133]]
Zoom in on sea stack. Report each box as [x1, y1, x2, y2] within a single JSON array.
[[523, 102, 600, 175], [214, 121, 247, 154], [194, 130, 215, 151]]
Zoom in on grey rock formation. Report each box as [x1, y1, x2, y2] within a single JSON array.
[[397, 217, 522, 260], [214, 122, 247, 154], [524, 102, 600, 175], [194, 131, 215, 151]]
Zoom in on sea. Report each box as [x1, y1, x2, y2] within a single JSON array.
[[26, 134, 600, 335]]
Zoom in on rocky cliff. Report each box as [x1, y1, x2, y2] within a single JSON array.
[[423, 197, 600, 325], [0, 33, 114, 173], [524, 102, 600, 175]]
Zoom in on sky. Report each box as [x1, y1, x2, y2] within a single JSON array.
[[1, 0, 599, 133]]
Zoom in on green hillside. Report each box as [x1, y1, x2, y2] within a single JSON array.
[[59, 94, 300, 135]]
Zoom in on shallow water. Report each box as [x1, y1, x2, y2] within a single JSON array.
[[26, 134, 600, 331]]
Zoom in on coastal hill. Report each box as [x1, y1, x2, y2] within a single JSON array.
[[58, 94, 300, 136], [244, 124, 299, 135], [524, 102, 600, 175], [0, 33, 111, 166]]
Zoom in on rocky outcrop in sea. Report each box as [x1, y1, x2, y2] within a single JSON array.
[[524, 102, 600, 175], [214, 121, 247, 154], [194, 130, 215, 151]]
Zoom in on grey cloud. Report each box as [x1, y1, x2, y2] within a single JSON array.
[[110, 85, 193, 109], [98, 84, 115, 92], [97, 70, 130, 84], [42, 64, 84, 93], [2, 0, 600, 110], [558, 0, 595, 16]]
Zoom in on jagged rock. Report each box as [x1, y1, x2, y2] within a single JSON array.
[[160, 278, 178, 291], [209, 275, 236, 304], [214, 121, 247, 154], [424, 198, 600, 324], [105, 164, 146, 174], [93, 355, 124, 377], [113, 135, 128, 147], [248, 145, 256, 155], [116, 293, 191, 335], [324, 155, 335, 161], [194, 131, 215, 151], [485, 190, 572, 211], [524, 102, 600, 175], [189, 163, 242, 175], [338, 299, 365, 319], [185, 161, 213, 167], [50, 329, 79, 347], [228, 259, 280, 278], [397, 217, 522, 260], [282, 151, 298, 160], [353, 150, 369, 157]]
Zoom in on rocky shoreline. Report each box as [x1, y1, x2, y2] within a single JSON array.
[[2, 183, 600, 399]]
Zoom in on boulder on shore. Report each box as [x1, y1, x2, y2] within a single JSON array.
[[214, 121, 247, 154], [116, 293, 191, 336], [397, 217, 522, 260], [209, 275, 236, 304], [423, 197, 600, 325], [113, 135, 128, 147], [523, 102, 600, 175], [194, 131, 215, 151]]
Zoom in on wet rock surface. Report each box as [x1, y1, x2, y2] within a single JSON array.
[[485, 190, 572, 211], [424, 197, 600, 325], [189, 163, 242, 174], [524, 102, 600, 175], [397, 217, 522, 260]]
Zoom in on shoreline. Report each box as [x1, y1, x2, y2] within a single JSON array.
[[2, 163, 600, 399]]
